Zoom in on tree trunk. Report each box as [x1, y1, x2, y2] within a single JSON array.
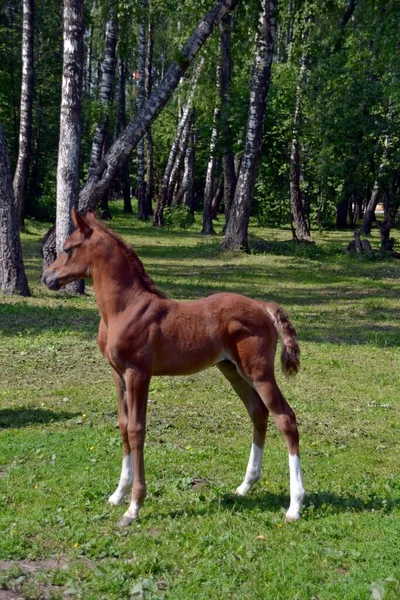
[[201, 100, 220, 235], [145, 21, 155, 216], [0, 126, 30, 296], [85, 1, 96, 94], [289, 14, 312, 242], [116, 58, 132, 213], [220, 13, 236, 230], [137, 0, 148, 220], [42, 0, 240, 261], [222, 0, 277, 251], [211, 172, 224, 219], [88, 10, 118, 174], [13, 0, 34, 229], [153, 57, 204, 227], [336, 197, 349, 228], [168, 109, 194, 207], [56, 0, 84, 293]]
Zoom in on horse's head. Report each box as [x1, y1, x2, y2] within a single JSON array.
[[42, 209, 97, 291]]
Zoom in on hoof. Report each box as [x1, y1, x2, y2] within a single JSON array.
[[285, 511, 300, 522], [235, 484, 249, 497], [108, 493, 124, 506], [119, 515, 135, 527]]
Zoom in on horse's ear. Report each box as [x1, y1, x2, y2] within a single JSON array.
[[85, 208, 98, 225], [71, 208, 92, 235]]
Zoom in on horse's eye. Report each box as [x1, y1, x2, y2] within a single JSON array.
[[64, 247, 73, 256]]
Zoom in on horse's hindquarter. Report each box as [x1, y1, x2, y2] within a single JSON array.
[[153, 293, 277, 376]]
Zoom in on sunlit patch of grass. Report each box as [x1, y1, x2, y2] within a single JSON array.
[[1, 201, 400, 599]]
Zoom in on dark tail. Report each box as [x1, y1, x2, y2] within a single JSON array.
[[263, 302, 300, 376]]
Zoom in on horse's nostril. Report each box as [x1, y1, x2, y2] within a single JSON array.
[[43, 270, 60, 291]]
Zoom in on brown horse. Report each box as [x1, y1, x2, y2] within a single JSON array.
[[43, 209, 305, 526]]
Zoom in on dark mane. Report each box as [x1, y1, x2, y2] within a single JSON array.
[[93, 220, 168, 299]]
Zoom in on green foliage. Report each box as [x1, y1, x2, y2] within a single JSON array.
[[163, 204, 194, 228]]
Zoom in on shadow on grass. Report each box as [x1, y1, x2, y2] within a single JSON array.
[[0, 302, 98, 338], [0, 407, 80, 429], [216, 489, 400, 516]]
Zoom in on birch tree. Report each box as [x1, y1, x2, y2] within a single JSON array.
[[55, 0, 84, 291], [222, 0, 277, 251], [219, 13, 236, 230], [201, 97, 220, 235], [0, 125, 30, 296], [88, 8, 118, 173], [145, 20, 155, 216], [42, 0, 240, 261], [13, 0, 34, 228], [136, 0, 148, 220]]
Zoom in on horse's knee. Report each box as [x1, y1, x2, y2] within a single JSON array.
[[127, 423, 145, 449]]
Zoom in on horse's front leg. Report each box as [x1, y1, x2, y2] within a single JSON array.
[[108, 368, 133, 506], [119, 367, 150, 527]]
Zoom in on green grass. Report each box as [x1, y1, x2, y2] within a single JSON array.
[[1, 203, 400, 599]]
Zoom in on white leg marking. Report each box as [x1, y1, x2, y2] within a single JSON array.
[[285, 454, 305, 521], [108, 452, 133, 506], [236, 443, 264, 496], [119, 500, 141, 527]]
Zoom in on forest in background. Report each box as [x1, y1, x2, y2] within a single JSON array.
[[1, 0, 399, 253]]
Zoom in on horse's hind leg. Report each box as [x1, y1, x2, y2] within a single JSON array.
[[253, 377, 305, 521], [108, 368, 133, 506], [217, 361, 269, 496]]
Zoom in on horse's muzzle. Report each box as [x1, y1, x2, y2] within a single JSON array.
[[42, 269, 61, 291]]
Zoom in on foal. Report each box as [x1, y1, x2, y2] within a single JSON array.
[[43, 209, 305, 526]]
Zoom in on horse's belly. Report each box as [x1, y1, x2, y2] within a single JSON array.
[[152, 346, 226, 376]]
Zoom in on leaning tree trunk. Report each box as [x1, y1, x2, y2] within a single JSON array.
[[220, 13, 237, 230], [222, 0, 277, 251], [289, 15, 312, 242], [153, 56, 204, 227], [145, 20, 155, 216], [13, 0, 34, 229], [42, 0, 240, 261], [201, 99, 220, 235], [55, 0, 84, 293], [0, 126, 30, 296]]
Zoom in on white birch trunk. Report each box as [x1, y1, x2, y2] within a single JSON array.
[[201, 100, 220, 234], [56, 0, 83, 262], [223, 0, 277, 251], [13, 0, 34, 228]]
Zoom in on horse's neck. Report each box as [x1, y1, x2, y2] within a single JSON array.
[[92, 244, 149, 324]]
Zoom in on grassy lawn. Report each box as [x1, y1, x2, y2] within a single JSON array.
[[1, 203, 400, 599]]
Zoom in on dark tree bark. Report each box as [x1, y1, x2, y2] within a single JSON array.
[[55, 0, 84, 293], [136, 0, 148, 220], [201, 100, 220, 235], [116, 58, 132, 213], [336, 197, 349, 228], [0, 126, 30, 296], [220, 13, 236, 230], [222, 0, 277, 251], [211, 171, 224, 219], [145, 21, 155, 216], [88, 11, 118, 174], [13, 0, 34, 229], [42, 0, 240, 260], [289, 13, 312, 242]]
